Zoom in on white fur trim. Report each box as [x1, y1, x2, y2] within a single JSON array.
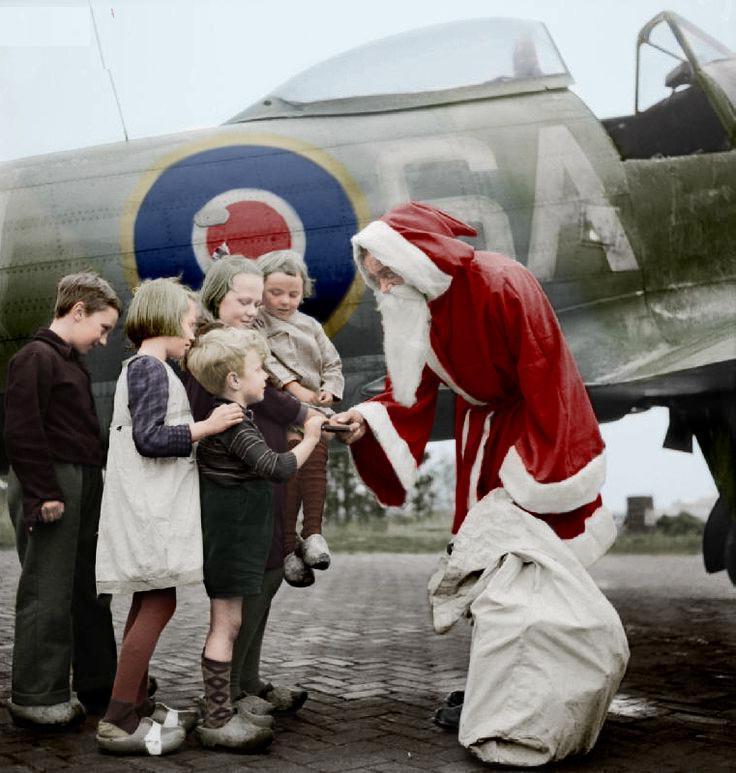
[[467, 412, 494, 510], [499, 446, 606, 514], [426, 348, 485, 406], [352, 220, 452, 300], [461, 411, 471, 459], [354, 402, 418, 497], [566, 505, 617, 568]]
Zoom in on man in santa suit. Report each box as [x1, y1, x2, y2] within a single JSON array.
[[335, 202, 617, 724]]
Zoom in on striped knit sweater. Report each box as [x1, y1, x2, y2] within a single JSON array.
[[197, 398, 297, 486]]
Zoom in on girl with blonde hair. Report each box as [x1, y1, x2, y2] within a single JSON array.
[[95, 278, 243, 756]]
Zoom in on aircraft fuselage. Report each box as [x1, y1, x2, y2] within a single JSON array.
[[0, 86, 734, 439]]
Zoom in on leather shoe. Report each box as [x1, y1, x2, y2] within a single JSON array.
[[433, 702, 461, 731]]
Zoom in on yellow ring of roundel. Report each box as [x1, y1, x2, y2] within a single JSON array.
[[120, 132, 370, 338]]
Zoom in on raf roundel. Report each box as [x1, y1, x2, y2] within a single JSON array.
[[190, 189, 306, 274], [131, 141, 362, 324]]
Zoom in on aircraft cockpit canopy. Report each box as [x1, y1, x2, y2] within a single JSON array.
[[603, 11, 735, 159], [668, 15, 736, 107], [229, 18, 571, 121]]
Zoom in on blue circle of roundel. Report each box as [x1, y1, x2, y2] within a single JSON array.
[[133, 144, 358, 323]]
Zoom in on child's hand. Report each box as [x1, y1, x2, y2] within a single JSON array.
[[304, 414, 327, 441], [285, 381, 319, 404], [190, 403, 243, 442], [317, 391, 334, 406], [207, 402, 244, 433], [40, 500, 64, 523]]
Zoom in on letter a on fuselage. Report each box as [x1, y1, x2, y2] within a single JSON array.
[[528, 125, 637, 280]]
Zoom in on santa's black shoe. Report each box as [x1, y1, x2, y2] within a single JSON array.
[[433, 703, 461, 731], [445, 690, 464, 707]]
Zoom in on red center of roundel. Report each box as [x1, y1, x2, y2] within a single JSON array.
[[206, 201, 292, 259]]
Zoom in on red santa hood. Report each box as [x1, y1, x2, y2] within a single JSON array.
[[352, 202, 478, 299]]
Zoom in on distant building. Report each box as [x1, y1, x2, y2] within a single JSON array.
[[625, 496, 655, 531], [618, 494, 717, 531]]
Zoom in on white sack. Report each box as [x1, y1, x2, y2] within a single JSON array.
[[428, 489, 629, 767]]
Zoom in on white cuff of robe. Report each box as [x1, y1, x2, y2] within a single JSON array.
[[566, 504, 618, 567], [354, 402, 418, 495], [499, 446, 606, 514]]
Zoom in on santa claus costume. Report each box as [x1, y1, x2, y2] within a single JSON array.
[[349, 201, 616, 567]]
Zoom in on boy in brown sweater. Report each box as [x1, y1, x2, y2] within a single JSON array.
[[4, 271, 121, 726]]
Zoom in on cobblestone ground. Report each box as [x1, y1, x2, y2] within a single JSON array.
[[1, 551, 735, 772]]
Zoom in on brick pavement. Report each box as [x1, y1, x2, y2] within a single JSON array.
[[1, 551, 735, 772]]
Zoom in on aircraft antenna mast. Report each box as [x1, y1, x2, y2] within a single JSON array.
[[89, 2, 129, 142]]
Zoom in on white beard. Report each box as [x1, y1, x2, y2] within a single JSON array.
[[376, 284, 431, 408]]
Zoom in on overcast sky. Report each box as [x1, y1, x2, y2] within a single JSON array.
[[1, 0, 731, 512]]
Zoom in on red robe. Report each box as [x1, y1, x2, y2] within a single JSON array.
[[350, 203, 614, 567]]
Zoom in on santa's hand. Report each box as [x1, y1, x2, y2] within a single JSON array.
[[331, 409, 366, 444]]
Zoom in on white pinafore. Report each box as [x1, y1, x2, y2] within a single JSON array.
[[96, 356, 202, 594]]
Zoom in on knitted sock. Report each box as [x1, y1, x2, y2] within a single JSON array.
[[102, 698, 139, 734], [300, 438, 328, 539], [135, 696, 155, 719], [132, 668, 150, 711], [201, 654, 233, 728], [283, 438, 302, 555], [110, 589, 176, 698]]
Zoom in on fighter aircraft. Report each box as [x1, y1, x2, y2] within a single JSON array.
[[0, 12, 734, 571]]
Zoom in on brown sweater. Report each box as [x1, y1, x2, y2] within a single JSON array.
[[4, 328, 103, 526]]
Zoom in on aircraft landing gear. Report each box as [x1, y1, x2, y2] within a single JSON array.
[[687, 393, 736, 584]]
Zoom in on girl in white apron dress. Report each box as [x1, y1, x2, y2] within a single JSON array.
[[94, 279, 242, 756]]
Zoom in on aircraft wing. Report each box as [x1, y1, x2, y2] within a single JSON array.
[[591, 325, 736, 388]]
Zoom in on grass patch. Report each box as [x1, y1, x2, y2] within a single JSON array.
[[325, 520, 704, 555], [324, 513, 451, 554], [324, 511, 705, 555], [608, 531, 702, 555]]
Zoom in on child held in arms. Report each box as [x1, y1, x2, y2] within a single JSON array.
[[256, 250, 344, 586]]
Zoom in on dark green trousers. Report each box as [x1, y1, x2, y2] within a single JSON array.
[[230, 565, 284, 699], [9, 463, 117, 706]]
